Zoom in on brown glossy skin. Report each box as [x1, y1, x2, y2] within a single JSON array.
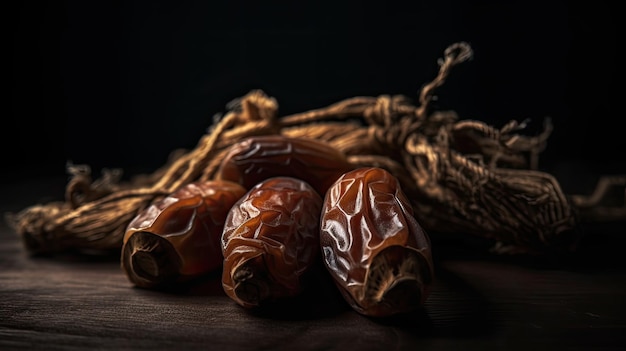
[[122, 180, 246, 288], [214, 135, 354, 197], [221, 177, 323, 308], [320, 167, 434, 317]]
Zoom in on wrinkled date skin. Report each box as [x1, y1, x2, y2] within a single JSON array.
[[320, 167, 435, 317], [121, 180, 247, 289], [221, 176, 323, 308], [214, 135, 354, 197]]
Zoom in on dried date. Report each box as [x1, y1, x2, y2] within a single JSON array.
[[320, 167, 435, 317], [214, 135, 354, 196], [221, 176, 323, 308], [121, 180, 246, 289]]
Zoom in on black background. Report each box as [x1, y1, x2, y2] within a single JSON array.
[[6, 1, 624, 194]]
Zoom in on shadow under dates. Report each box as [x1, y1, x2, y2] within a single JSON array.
[[421, 264, 498, 339]]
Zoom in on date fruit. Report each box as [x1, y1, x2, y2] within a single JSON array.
[[221, 176, 323, 308], [320, 167, 434, 317], [214, 135, 354, 196], [121, 180, 246, 289]]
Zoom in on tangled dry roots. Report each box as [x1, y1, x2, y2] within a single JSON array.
[[6, 42, 625, 256]]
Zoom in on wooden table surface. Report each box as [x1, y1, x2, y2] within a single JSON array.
[[1, 177, 625, 351]]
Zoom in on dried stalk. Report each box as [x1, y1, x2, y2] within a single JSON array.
[[6, 42, 625, 256]]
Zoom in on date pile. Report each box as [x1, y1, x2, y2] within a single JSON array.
[[121, 135, 434, 317], [10, 42, 623, 318]]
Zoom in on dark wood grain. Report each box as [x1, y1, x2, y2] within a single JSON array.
[[1, 177, 626, 350]]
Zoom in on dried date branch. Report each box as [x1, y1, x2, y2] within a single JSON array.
[[5, 41, 624, 256]]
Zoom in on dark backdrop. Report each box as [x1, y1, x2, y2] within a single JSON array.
[[6, 1, 624, 193]]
